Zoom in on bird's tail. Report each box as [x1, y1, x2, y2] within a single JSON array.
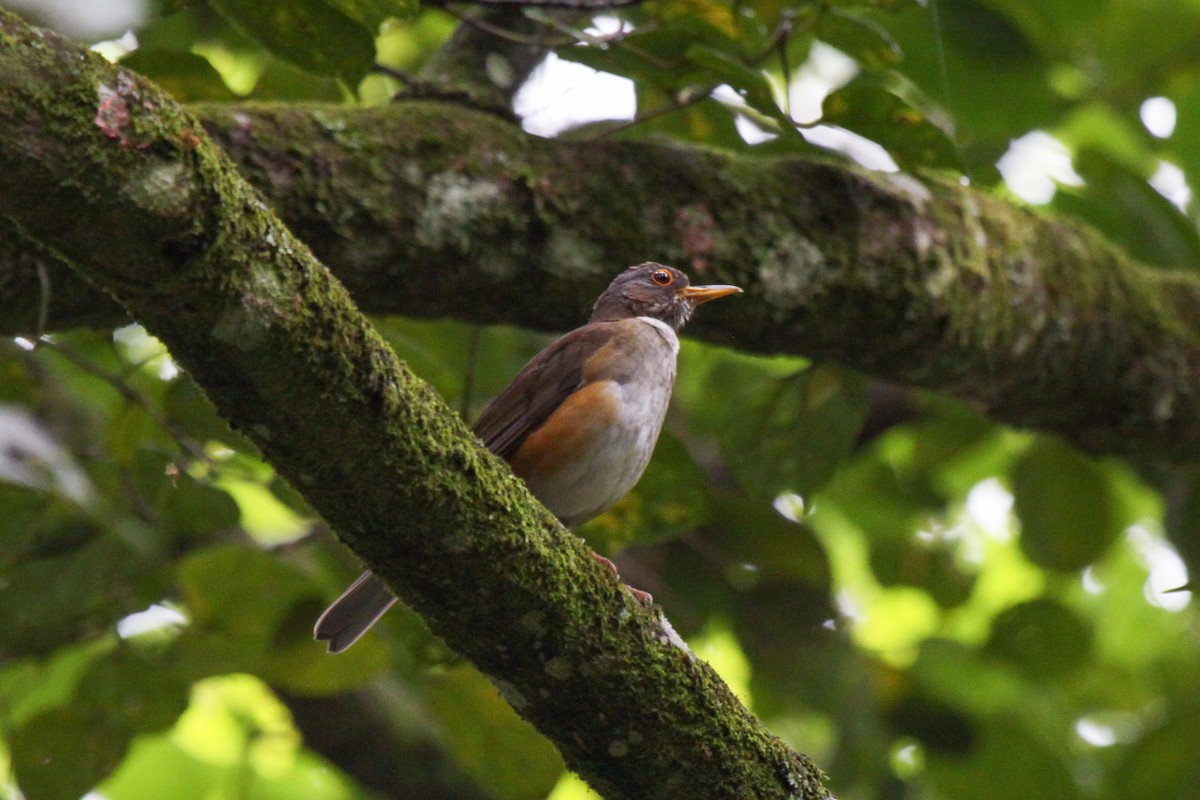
[[313, 570, 397, 653]]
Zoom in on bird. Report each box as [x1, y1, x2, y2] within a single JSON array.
[[314, 263, 742, 653]]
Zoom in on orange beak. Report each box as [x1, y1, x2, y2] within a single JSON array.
[[677, 284, 742, 305]]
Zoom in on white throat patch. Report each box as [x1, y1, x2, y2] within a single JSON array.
[[637, 316, 680, 355]]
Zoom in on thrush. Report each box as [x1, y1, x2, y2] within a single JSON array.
[[314, 263, 741, 653]]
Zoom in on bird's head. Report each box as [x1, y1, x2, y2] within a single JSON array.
[[589, 263, 742, 331]]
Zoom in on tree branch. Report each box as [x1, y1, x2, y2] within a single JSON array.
[[4, 98, 1200, 462], [0, 10, 827, 800]]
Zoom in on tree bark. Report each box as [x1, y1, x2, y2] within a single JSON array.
[[3, 88, 1199, 463], [0, 10, 829, 800]]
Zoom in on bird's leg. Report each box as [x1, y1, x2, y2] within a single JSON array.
[[590, 550, 619, 575], [590, 551, 654, 604]]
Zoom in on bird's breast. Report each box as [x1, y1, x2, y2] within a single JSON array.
[[509, 318, 679, 528]]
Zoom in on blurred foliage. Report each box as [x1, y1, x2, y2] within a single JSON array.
[[4, 1, 1200, 799]]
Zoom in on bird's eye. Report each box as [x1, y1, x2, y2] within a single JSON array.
[[651, 269, 673, 286]]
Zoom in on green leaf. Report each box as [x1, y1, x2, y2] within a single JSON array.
[[644, 0, 739, 36], [732, 581, 855, 717], [0, 643, 99, 730], [816, 10, 903, 70], [426, 666, 564, 800], [124, 448, 242, 547], [868, 537, 976, 609], [1052, 148, 1200, 272], [100, 738, 229, 800], [1056, 102, 1153, 171], [263, 597, 391, 694], [1114, 711, 1200, 799], [177, 545, 307, 632], [868, 0, 1056, 173], [0, 349, 37, 403], [557, 14, 740, 91], [639, 538, 737, 639], [11, 704, 128, 800], [85, 646, 194, 732], [1166, 70, 1200, 203], [717, 365, 870, 500], [164, 477, 241, 539], [984, 598, 1092, 679], [707, 489, 831, 589], [613, 93, 749, 149], [120, 49, 235, 102], [105, 403, 172, 467], [243, 56, 350, 100], [376, 317, 540, 412], [889, 692, 976, 754], [0, 483, 56, 568], [1011, 437, 1123, 572], [163, 376, 243, 448], [0, 513, 165, 659], [821, 74, 961, 169], [206, 0, 376, 81], [911, 638, 1025, 716], [9, 648, 190, 800], [924, 717, 1080, 800], [174, 544, 315, 674], [823, 454, 942, 541], [324, 0, 415, 29], [897, 403, 1011, 499], [685, 44, 803, 141]]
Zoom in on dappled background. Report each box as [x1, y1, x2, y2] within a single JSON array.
[[3, 0, 1200, 799]]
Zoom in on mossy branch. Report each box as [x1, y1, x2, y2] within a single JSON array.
[[4, 99, 1200, 463], [0, 10, 828, 800]]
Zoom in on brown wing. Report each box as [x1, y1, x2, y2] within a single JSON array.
[[471, 323, 616, 461]]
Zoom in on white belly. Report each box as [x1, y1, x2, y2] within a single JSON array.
[[528, 319, 678, 528]]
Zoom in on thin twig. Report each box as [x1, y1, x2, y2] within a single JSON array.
[[525, 9, 632, 50], [438, 4, 578, 47], [745, 8, 809, 67], [35, 261, 50, 341], [372, 64, 421, 85], [590, 83, 722, 139]]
